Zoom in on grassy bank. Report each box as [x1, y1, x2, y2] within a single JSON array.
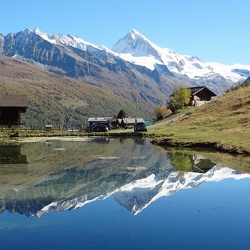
[[149, 85, 250, 154]]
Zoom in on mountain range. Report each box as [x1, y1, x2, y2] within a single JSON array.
[[0, 28, 250, 128]]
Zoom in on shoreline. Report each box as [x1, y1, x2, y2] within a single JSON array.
[[150, 137, 250, 156], [1, 130, 250, 156]]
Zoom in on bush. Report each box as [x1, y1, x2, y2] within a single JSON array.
[[154, 105, 171, 121]]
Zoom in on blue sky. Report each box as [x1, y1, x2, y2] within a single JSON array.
[[1, 0, 250, 65]]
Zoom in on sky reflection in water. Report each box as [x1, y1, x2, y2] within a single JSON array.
[[0, 137, 250, 250]]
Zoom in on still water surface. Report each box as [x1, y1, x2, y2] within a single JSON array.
[[0, 137, 250, 250]]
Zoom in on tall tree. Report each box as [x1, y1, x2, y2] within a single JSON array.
[[169, 87, 191, 112]]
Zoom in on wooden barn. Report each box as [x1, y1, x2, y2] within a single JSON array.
[[0, 95, 28, 128], [190, 86, 216, 102], [189, 86, 216, 106]]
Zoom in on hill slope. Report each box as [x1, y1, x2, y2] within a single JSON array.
[[150, 84, 250, 154], [0, 57, 148, 129]]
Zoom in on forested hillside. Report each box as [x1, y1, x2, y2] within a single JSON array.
[[0, 57, 149, 129]]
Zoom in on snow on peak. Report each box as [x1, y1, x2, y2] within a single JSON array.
[[112, 29, 250, 81], [112, 29, 213, 77], [113, 29, 161, 58], [112, 29, 166, 70], [129, 29, 150, 43], [32, 28, 109, 52], [32, 28, 89, 50], [33, 28, 43, 35]]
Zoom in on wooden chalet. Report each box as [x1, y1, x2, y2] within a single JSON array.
[[87, 117, 114, 129], [87, 116, 145, 129], [117, 117, 145, 127], [0, 95, 28, 128], [189, 86, 216, 106], [87, 117, 113, 126]]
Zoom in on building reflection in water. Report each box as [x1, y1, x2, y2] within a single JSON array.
[[0, 145, 27, 164]]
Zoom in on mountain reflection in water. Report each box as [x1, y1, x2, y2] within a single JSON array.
[[0, 137, 249, 217]]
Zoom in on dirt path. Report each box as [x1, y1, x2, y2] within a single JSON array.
[[148, 113, 186, 129]]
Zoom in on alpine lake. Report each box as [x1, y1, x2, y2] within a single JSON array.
[[1, 136, 250, 250]]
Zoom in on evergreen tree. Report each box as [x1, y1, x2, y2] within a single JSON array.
[[118, 110, 126, 119]]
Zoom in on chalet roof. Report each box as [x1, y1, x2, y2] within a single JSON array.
[[87, 117, 113, 122], [0, 95, 28, 107], [118, 117, 144, 124], [189, 86, 216, 96]]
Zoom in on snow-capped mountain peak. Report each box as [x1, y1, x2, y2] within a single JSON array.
[[33, 27, 43, 35], [112, 29, 162, 59], [129, 29, 159, 51], [111, 29, 250, 82], [112, 29, 212, 77], [130, 28, 145, 38]]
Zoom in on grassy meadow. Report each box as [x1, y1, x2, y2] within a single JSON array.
[[149, 84, 250, 154]]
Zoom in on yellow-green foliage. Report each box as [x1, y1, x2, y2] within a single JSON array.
[[169, 86, 191, 112]]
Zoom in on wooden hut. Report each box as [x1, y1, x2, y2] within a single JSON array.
[[0, 95, 28, 128], [189, 86, 216, 105]]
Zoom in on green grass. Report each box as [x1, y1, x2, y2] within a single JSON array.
[[149, 86, 250, 154]]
